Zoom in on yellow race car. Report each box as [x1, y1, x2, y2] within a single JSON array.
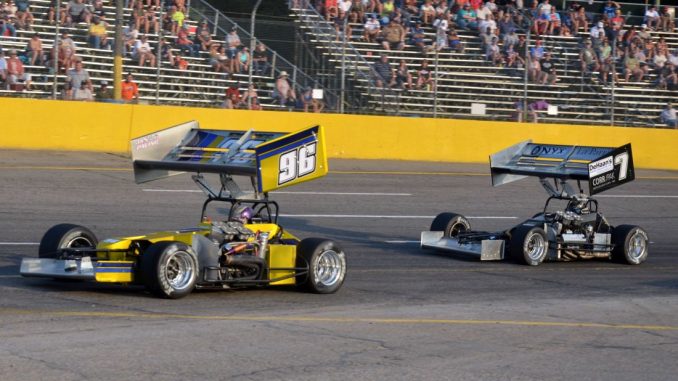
[[21, 123, 347, 299]]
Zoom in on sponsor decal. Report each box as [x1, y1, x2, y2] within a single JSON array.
[[588, 156, 613, 178], [134, 134, 160, 150]]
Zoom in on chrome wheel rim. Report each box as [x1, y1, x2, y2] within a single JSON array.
[[314, 250, 343, 287], [66, 236, 94, 248], [628, 230, 647, 261], [449, 220, 469, 237], [163, 251, 195, 291], [525, 232, 546, 261]]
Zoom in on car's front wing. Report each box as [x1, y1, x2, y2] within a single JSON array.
[[420, 231, 505, 260], [20, 257, 135, 282]]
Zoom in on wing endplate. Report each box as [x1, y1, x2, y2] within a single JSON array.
[[255, 125, 328, 193]]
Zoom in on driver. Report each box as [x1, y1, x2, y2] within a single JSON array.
[[231, 205, 254, 224]]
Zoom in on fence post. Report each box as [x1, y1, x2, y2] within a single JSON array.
[[52, 0, 61, 99]]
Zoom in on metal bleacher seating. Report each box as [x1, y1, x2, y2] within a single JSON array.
[[0, 0, 327, 109], [291, 1, 678, 127]]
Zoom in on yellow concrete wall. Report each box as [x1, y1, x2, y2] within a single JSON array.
[[2, 98, 677, 170]]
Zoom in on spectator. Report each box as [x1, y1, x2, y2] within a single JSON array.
[[333, 8, 352, 41], [394, 59, 413, 90], [176, 26, 197, 57], [88, 16, 111, 50], [234, 46, 250, 74], [503, 29, 519, 51], [609, 8, 624, 43], [275, 71, 295, 106], [226, 27, 242, 63], [6, 49, 32, 90], [497, 13, 516, 40], [169, 6, 185, 35], [624, 48, 645, 82], [223, 83, 243, 109], [64, 0, 90, 26], [419, 0, 434, 25], [486, 36, 502, 66], [159, 37, 175, 66], [504, 45, 525, 77], [26, 33, 43, 66], [242, 83, 262, 110], [601, 0, 620, 20], [207, 43, 224, 72], [528, 99, 550, 123], [94, 80, 113, 101], [349, 0, 365, 24], [380, 19, 405, 51], [644, 6, 660, 31], [530, 39, 545, 61], [66, 59, 91, 96], [173, 54, 188, 71], [659, 6, 675, 33], [48, 0, 66, 25], [252, 42, 270, 76], [539, 51, 557, 85], [547, 6, 562, 35], [456, 3, 478, 30], [72, 81, 93, 101], [371, 54, 393, 88], [0, 50, 7, 85], [433, 15, 448, 51], [598, 39, 617, 83], [132, 35, 155, 67], [579, 38, 600, 76], [142, 5, 159, 35], [194, 20, 213, 52], [590, 21, 605, 49], [415, 59, 434, 91], [570, 3, 588, 36], [121, 73, 139, 102], [1, 14, 17, 37], [660, 103, 677, 128], [90, 0, 105, 18], [447, 29, 465, 53], [123, 23, 139, 56], [14, 0, 33, 30], [325, 0, 338, 21], [363, 16, 380, 43], [132, 2, 145, 31]]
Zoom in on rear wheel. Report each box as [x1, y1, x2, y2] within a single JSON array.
[[39, 224, 98, 259], [296, 238, 346, 294], [141, 241, 198, 299], [612, 225, 649, 265], [511, 226, 548, 266], [430, 212, 471, 238]]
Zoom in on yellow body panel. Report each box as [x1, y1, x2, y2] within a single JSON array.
[[267, 245, 297, 285]]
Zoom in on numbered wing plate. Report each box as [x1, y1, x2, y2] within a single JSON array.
[[131, 121, 328, 192], [255, 125, 328, 193]]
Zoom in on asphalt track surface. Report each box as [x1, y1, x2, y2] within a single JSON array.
[[1, 150, 677, 381]]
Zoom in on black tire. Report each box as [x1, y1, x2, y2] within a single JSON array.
[[140, 241, 198, 299], [510, 225, 548, 266], [296, 238, 346, 294], [430, 212, 471, 238], [39, 223, 98, 259], [611, 225, 649, 265]]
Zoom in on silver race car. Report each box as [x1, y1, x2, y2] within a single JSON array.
[[421, 141, 648, 265]]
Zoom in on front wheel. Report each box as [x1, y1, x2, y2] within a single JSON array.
[[510, 226, 548, 266], [296, 238, 346, 294], [612, 225, 649, 265], [141, 241, 198, 299], [39, 223, 98, 259], [430, 212, 471, 238]]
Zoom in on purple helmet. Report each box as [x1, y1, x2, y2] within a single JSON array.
[[232, 206, 254, 223]]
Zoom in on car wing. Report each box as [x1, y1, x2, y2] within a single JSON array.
[[131, 121, 328, 193], [489, 140, 634, 194]]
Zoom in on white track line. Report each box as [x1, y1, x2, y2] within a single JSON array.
[[0, 242, 39, 245], [597, 195, 678, 198], [385, 240, 420, 244], [143, 189, 411, 196], [280, 214, 517, 219]]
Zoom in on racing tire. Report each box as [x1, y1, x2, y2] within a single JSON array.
[[39, 223, 98, 259], [140, 241, 199, 299], [611, 225, 649, 265], [296, 238, 346, 294], [510, 226, 548, 266], [430, 213, 471, 238]]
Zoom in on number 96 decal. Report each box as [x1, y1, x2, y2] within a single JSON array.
[[278, 142, 317, 185]]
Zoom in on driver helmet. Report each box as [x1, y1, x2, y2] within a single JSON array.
[[232, 205, 254, 224]]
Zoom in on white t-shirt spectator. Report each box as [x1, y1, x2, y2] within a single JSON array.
[[645, 9, 659, 20], [338, 0, 352, 13], [0, 56, 7, 73], [590, 24, 605, 40], [476, 6, 491, 21], [538, 2, 552, 16], [364, 18, 380, 31], [485, 0, 498, 12], [134, 39, 152, 54]]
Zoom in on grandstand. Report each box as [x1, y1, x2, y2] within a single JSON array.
[[0, 1, 676, 128]]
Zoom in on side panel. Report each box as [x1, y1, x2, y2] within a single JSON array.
[[94, 261, 135, 283], [256, 126, 329, 193], [267, 245, 297, 286]]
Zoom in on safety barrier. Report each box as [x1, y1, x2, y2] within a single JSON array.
[[1, 98, 676, 170]]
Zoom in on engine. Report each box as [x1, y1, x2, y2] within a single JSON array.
[[205, 221, 268, 283], [550, 199, 609, 260]]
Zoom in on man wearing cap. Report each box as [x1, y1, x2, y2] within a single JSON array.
[[380, 19, 405, 51], [226, 27, 242, 60], [660, 103, 677, 128], [275, 71, 293, 106], [590, 21, 605, 50], [363, 16, 380, 43], [95, 80, 113, 102], [6, 50, 32, 91], [66, 59, 91, 98]]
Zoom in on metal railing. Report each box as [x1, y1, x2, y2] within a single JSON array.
[[186, 0, 338, 109]]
